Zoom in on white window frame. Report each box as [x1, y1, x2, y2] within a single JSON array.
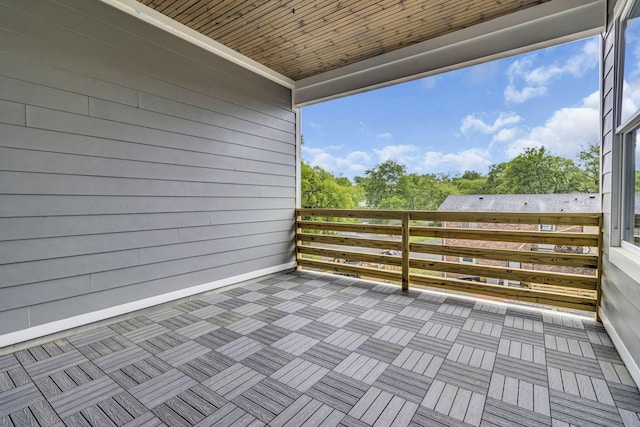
[[611, 0, 640, 278]]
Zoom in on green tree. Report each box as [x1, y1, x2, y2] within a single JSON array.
[[577, 143, 600, 193], [301, 162, 360, 209], [487, 147, 584, 194], [357, 160, 407, 209], [453, 171, 488, 195]]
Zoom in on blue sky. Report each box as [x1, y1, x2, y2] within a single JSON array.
[[301, 37, 601, 179]]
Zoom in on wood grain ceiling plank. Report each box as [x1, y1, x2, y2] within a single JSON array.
[[211, 0, 339, 49], [195, 1, 289, 38], [224, 0, 383, 55], [263, 0, 545, 78]]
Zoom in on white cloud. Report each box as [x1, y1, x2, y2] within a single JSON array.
[[460, 112, 522, 135], [504, 85, 547, 104], [302, 146, 372, 176], [307, 121, 323, 130], [373, 145, 421, 164], [420, 76, 438, 89], [504, 39, 598, 104], [377, 132, 393, 140], [492, 127, 524, 143], [422, 148, 492, 173], [501, 91, 599, 158]]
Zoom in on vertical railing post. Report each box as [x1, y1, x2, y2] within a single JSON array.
[[402, 212, 410, 291], [595, 213, 603, 321], [295, 211, 302, 271]]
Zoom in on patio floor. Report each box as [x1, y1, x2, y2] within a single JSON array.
[[1, 271, 639, 427]]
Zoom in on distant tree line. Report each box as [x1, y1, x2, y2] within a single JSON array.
[[302, 144, 601, 210]]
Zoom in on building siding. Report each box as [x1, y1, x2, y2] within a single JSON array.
[[0, 0, 296, 339], [599, 5, 640, 378]]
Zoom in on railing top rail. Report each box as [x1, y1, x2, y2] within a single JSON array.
[[297, 208, 602, 226]]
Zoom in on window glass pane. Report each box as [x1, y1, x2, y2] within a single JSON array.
[[621, 5, 640, 125], [624, 130, 640, 248]]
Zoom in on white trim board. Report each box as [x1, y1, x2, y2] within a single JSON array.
[[599, 308, 640, 389], [0, 262, 295, 350], [98, 0, 295, 89]]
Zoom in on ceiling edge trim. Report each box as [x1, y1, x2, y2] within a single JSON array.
[[98, 0, 296, 89], [294, 0, 606, 106]]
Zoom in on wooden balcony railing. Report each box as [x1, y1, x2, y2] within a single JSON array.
[[296, 209, 602, 315]]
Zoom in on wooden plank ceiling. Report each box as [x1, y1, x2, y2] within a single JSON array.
[[137, 0, 551, 81]]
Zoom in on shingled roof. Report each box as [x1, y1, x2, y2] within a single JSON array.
[[438, 194, 600, 212]]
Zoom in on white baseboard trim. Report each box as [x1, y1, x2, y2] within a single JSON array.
[[0, 262, 295, 349], [599, 308, 640, 389]]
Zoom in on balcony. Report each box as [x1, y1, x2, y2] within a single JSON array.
[[1, 268, 638, 426]]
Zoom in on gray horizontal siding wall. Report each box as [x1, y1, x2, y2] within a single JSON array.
[[0, 0, 296, 339], [600, 13, 640, 376]]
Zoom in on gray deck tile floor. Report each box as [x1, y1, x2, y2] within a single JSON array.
[[1, 270, 640, 426]]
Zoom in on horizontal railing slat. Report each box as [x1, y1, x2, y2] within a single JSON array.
[[410, 243, 598, 268], [298, 233, 403, 251], [409, 274, 596, 312], [298, 258, 401, 282], [410, 227, 598, 246], [409, 259, 597, 290], [297, 209, 601, 226]]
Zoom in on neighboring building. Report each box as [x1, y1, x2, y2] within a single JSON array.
[[438, 194, 600, 284]]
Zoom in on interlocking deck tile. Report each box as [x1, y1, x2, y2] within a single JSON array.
[[435, 359, 491, 395], [226, 318, 268, 335], [194, 401, 263, 427], [156, 340, 210, 367], [323, 329, 368, 351], [94, 346, 151, 373], [48, 375, 122, 418], [272, 332, 319, 356], [493, 353, 548, 386], [349, 387, 418, 427], [190, 304, 227, 320], [271, 314, 313, 331], [175, 320, 220, 339], [306, 371, 368, 413], [202, 363, 265, 400], [550, 388, 625, 426], [446, 343, 495, 371], [270, 394, 344, 427], [233, 377, 299, 423], [356, 338, 403, 364], [392, 347, 443, 378], [67, 327, 118, 348], [343, 318, 381, 336], [397, 307, 434, 322], [272, 300, 307, 313], [482, 396, 551, 427], [22, 349, 86, 379], [421, 379, 485, 426], [374, 365, 433, 404], [123, 324, 170, 344], [237, 291, 268, 302], [0, 383, 43, 417], [418, 321, 460, 342], [334, 353, 388, 385], [499, 330, 544, 354], [216, 336, 264, 361], [359, 309, 395, 324], [406, 334, 453, 359], [498, 338, 547, 365], [271, 358, 329, 392]]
